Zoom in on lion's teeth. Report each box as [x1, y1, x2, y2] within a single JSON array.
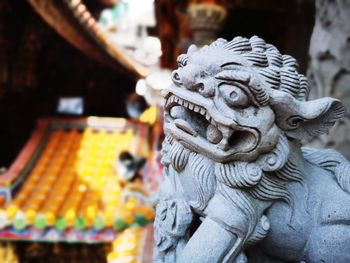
[[169, 96, 210, 121]]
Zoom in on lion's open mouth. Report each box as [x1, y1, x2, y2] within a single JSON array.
[[165, 94, 220, 141], [164, 94, 258, 152]]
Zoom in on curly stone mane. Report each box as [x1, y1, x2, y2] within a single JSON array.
[[209, 36, 306, 96], [179, 36, 310, 103]]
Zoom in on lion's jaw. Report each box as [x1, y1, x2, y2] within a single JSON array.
[[163, 84, 280, 163]]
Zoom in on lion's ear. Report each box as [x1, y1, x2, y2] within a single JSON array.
[[270, 90, 346, 140]]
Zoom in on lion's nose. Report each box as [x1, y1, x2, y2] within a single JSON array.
[[180, 67, 201, 88], [180, 68, 215, 97], [197, 82, 215, 97], [183, 81, 215, 98], [181, 74, 199, 91], [184, 81, 214, 97]]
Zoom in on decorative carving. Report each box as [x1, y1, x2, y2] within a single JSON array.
[[154, 36, 350, 262], [307, 0, 350, 159]]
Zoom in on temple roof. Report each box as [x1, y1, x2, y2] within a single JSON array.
[[0, 117, 154, 243], [28, 0, 150, 78]]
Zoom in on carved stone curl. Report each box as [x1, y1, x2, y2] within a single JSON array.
[[154, 36, 350, 263]]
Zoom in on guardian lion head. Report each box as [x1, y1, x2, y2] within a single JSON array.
[[163, 36, 345, 165]]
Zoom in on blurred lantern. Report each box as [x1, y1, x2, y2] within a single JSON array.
[[188, 2, 227, 46]]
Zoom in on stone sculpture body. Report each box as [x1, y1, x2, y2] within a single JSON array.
[[154, 36, 349, 263]]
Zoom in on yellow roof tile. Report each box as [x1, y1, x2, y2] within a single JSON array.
[[0, 118, 155, 242]]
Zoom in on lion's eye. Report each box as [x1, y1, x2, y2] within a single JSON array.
[[219, 83, 249, 108]]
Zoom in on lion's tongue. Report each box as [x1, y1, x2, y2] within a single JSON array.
[[174, 119, 198, 136], [170, 106, 186, 119], [207, 124, 223, 144]]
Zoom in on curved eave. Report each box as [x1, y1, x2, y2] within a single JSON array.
[[28, 0, 149, 79]]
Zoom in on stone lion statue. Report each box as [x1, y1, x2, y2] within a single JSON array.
[[154, 36, 349, 263]]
